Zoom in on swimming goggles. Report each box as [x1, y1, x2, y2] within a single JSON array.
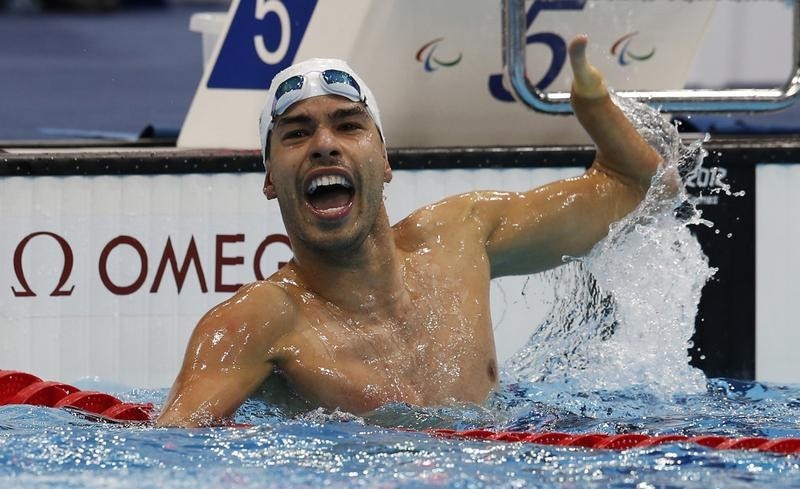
[[271, 69, 365, 119]]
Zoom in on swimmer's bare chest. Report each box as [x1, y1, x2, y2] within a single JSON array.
[[266, 253, 498, 413]]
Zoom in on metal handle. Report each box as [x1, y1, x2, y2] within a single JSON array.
[[502, 0, 800, 114]]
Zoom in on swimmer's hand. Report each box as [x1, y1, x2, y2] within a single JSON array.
[[568, 35, 608, 101], [566, 34, 663, 194]]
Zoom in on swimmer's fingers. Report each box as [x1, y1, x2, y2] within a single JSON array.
[[568, 35, 608, 101]]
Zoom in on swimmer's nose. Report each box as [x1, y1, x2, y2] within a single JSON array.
[[310, 126, 342, 162]]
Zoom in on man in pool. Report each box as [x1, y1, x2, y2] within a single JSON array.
[[156, 36, 663, 427]]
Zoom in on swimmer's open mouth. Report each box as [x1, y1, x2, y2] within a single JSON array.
[[305, 173, 355, 217]]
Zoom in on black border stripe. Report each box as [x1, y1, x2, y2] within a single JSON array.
[[1, 136, 799, 176]]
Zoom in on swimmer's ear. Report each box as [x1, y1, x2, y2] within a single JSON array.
[[264, 170, 278, 199], [383, 151, 392, 183]]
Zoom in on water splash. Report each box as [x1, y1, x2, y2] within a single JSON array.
[[507, 95, 715, 399]]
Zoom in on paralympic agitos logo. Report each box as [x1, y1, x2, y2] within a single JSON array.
[[10, 232, 291, 298], [415, 38, 463, 72], [610, 31, 655, 66]]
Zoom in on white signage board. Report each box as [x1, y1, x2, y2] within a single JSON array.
[[6, 164, 800, 387]]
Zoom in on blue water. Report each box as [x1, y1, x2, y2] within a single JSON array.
[[1, 377, 800, 488]]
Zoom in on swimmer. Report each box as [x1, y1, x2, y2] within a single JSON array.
[[156, 36, 663, 427]]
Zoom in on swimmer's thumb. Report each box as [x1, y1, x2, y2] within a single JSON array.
[[568, 35, 607, 101], [568, 35, 589, 72]]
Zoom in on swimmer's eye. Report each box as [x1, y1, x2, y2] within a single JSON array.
[[338, 122, 363, 132], [282, 129, 308, 140]]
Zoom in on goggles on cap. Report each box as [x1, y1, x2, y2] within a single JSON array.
[[270, 69, 365, 121]]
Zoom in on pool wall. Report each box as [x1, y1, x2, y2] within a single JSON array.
[[0, 138, 797, 387]]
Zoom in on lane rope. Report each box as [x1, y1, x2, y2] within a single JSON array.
[[425, 428, 800, 455], [0, 370, 152, 422], [2, 370, 799, 454]]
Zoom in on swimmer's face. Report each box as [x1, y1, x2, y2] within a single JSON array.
[[264, 95, 391, 251]]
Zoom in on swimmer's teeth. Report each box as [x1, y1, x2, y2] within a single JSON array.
[[307, 175, 352, 194]]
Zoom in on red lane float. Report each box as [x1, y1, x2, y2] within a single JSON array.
[[0, 370, 153, 422], [427, 429, 800, 455], [2, 369, 799, 455]]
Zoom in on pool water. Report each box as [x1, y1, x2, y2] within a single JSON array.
[[1, 377, 800, 488]]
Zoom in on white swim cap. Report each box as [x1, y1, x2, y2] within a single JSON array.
[[258, 58, 384, 168]]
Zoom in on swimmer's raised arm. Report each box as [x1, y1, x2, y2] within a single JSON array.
[[470, 35, 663, 277], [156, 282, 294, 427]]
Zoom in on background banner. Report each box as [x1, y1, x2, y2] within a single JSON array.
[[178, 0, 716, 149]]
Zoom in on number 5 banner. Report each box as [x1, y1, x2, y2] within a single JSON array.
[[178, 0, 716, 150]]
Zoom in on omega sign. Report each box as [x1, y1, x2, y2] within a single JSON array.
[[11, 232, 291, 297]]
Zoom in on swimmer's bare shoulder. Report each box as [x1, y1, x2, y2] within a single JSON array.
[[394, 176, 647, 280], [392, 193, 493, 257], [156, 279, 296, 427], [393, 190, 552, 277], [392, 186, 583, 278]]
